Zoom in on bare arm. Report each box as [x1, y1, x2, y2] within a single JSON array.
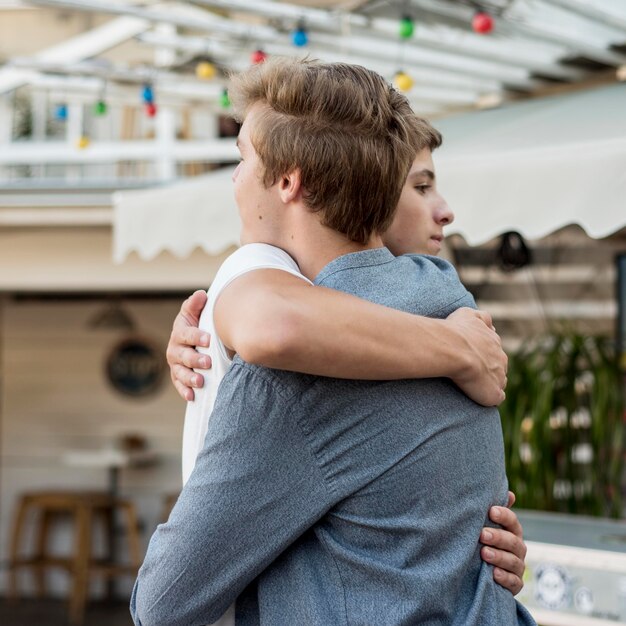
[[168, 270, 507, 405]]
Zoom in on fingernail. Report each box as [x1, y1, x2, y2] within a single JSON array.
[[491, 507, 501, 520], [194, 375, 202, 386], [483, 548, 495, 560], [199, 357, 209, 368], [200, 334, 210, 346], [482, 530, 493, 541]]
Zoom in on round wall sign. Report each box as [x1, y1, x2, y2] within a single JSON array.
[[106, 337, 165, 398]]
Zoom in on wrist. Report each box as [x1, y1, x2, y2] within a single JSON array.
[[438, 318, 474, 381]]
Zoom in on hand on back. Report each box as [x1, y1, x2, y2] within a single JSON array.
[[166, 290, 212, 401], [445, 307, 508, 407]]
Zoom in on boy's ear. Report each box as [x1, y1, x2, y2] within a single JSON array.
[[278, 169, 302, 204]]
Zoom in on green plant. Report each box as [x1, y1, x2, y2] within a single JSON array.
[[500, 333, 625, 517]]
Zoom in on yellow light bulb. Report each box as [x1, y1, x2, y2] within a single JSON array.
[[196, 61, 216, 80], [394, 72, 414, 92]]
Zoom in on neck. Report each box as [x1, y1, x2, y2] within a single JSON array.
[[276, 212, 384, 281]]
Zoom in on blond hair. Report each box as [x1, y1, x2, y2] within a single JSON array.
[[228, 58, 441, 244]]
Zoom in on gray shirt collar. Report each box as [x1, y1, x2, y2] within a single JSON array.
[[314, 247, 395, 286]]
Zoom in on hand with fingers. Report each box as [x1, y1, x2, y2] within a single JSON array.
[[480, 491, 527, 595], [166, 290, 213, 401], [445, 307, 508, 407]]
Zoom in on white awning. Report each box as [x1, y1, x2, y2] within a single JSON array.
[[434, 83, 626, 245], [112, 166, 240, 263]]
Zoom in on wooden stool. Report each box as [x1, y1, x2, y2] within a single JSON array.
[[7, 491, 142, 625]]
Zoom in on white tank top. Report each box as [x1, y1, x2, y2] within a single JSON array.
[[182, 243, 311, 485]]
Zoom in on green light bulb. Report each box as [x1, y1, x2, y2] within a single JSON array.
[[399, 16, 414, 39]]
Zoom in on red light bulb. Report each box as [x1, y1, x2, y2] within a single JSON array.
[[472, 12, 494, 34], [251, 49, 268, 65]]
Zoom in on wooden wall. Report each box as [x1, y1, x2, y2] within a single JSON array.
[[0, 296, 188, 597]]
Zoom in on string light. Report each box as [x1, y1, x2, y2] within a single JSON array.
[[93, 99, 107, 116], [394, 71, 414, 92], [251, 49, 268, 65], [141, 84, 157, 117], [220, 88, 231, 109], [141, 84, 154, 104], [399, 15, 414, 39], [292, 26, 308, 47], [54, 104, 68, 121], [472, 11, 494, 34], [196, 61, 216, 80]]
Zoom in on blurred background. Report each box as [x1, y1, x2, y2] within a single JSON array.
[[0, 0, 625, 624]]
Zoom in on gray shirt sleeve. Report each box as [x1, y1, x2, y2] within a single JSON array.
[[131, 362, 336, 626]]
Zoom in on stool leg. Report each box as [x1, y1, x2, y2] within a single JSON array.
[[7, 497, 30, 601], [69, 504, 91, 626], [122, 503, 142, 571], [34, 509, 53, 598], [102, 504, 116, 599]]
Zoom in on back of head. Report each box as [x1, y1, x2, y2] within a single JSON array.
[[229, 58, 440, 244]]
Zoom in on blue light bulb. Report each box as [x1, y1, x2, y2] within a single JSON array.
[[142, 84, 154, 103], [55, 104, 68, 121], [292, 28, 308, 47]]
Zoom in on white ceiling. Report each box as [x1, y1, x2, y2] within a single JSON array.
[[2, 0, 626, 116]]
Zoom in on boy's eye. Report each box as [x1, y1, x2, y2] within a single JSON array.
[[415, 184, 431, 194]]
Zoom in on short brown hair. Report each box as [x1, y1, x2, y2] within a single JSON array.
[[228, 58, 441, 244]]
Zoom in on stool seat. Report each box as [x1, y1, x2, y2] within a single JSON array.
[[7, 490, 142, 625]]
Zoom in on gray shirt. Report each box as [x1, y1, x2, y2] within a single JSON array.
[[131, 247, 535, 626]]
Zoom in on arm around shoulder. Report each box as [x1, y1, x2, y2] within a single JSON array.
[[214, 269, 507, 405]]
